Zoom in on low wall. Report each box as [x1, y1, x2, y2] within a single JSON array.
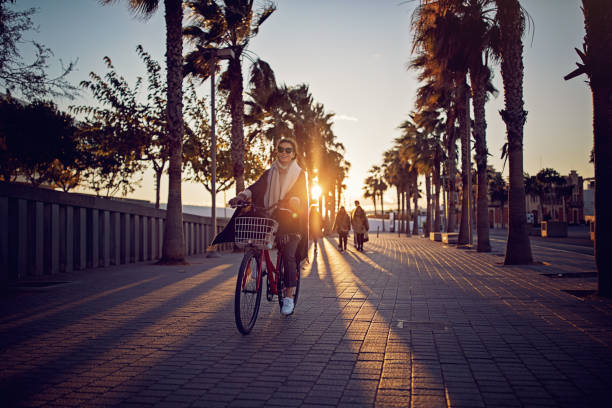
[[0, 182, 229, 284]]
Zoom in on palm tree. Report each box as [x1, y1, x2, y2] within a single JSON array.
[[564, 0, 612, 296], [183, 0, 276, 194], [458, 0, 500, 252], [363, 181, 376, 215], [398, 117, 435, 235], [102, 0, 185, 262], [494, 0, 532, 264], [411, 1, 471, 242], [383, 149, 406, 235]]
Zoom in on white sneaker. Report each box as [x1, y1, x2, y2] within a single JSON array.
[[281, 297, 294, 315]]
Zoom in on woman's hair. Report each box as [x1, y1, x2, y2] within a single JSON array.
[[276, 137, 298, 155]]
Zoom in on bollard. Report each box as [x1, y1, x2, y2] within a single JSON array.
[[377, 226, 379, 238]]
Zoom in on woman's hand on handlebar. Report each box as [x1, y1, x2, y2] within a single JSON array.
[[229, 196, 248, 208]]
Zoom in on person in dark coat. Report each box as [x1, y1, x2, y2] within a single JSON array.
[[213, 137, 308, 315], [351, 200, 369, 251], [333, 206, 351, 251], [309, 205, 322, 252]]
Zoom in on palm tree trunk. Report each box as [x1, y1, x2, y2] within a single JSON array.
[[161, 0, 185, 263], [582, 0, 612, 296], [412, 182, 419, 235], [396, 186, 401, 235], [444, 106, 457, 232], [446, 115, 458, 232], [425, 173, 431, 235], [380, 191, 385, 232], [592, 83, 612, 296], [496, 0, 533, 264], [433, 152, 441, 233], [372, 194, 377, 217], [228, 55, 246, 194], [471, 68, 491, 252], [406, 187, 412, 237], [457, 80, 470, 245]]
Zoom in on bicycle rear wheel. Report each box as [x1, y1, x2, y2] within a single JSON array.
[[235, 248, 263, 334]]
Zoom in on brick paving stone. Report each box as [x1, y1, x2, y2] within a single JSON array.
[[2, 234, 611, 407]]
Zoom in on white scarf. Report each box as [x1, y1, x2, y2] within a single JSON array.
[[264, 159, 301, 210]]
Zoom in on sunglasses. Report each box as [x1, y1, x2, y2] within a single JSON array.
[[277, 147, 294, 154]]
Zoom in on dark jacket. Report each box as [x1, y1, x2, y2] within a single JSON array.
[[333, 210, 351, 235], [212, 168, 309, 262]]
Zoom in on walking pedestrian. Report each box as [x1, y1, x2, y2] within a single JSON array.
[[309, 205, 322, 254], [351, 200, 369, 251], [333, 206, 351, 251]]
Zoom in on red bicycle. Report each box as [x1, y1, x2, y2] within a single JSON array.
[[233, 205, 301, 335]]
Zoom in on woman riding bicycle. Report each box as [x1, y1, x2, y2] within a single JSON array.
[[218, 137, 308, 316]]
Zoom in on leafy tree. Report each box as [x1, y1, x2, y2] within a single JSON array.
[[0, 0, 77, 100], [74, 47, 174, 207], [564, 0, 612, 296], [0, 97, 81, 187], [75, 120, 145, 198], [102, 0, 186, 263]]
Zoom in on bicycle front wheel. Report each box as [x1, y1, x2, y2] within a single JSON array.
[[235, 248, 263, 334]]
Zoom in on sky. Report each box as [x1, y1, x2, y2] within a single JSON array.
[[13, 0, 593, 210]]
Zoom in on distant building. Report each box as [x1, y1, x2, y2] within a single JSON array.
[[488, 170, 586, 228]]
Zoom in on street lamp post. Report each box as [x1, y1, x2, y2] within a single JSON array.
[[204, 47, 234, 257]]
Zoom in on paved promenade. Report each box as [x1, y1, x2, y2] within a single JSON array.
[[1, 233, 611, 407]]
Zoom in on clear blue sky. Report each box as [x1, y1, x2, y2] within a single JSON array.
[[14, 0, 592, 210]]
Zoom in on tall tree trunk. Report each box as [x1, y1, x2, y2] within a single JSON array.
[[425, 173, 432, 235], [380, 191, 385, 231], [580, 0, 612, 296], [471, 66, 491, 252], [592, 83, 612, 296], [161, 0, 185, 263], [412, 178, 419, 235], [446, 111, 458, 232], [433, 151, 441, 233], [497, 0, 533, 264], [457, 79, 471, 245], [406, 186, 412, 237], [403, 189, 407, 234], [228, 54, 246, 194], [372, 195, 377, 217], [397, 186, 401, 235], [442, 165, 448, 232], [155, 168, 162, 209]]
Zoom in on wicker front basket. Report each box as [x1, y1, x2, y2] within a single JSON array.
[[234, 217, 279, 249]]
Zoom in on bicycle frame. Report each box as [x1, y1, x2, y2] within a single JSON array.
[[258, 248, 283, 296]]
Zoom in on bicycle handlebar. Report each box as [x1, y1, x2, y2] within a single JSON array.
[[231, 201, 292, 214]]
